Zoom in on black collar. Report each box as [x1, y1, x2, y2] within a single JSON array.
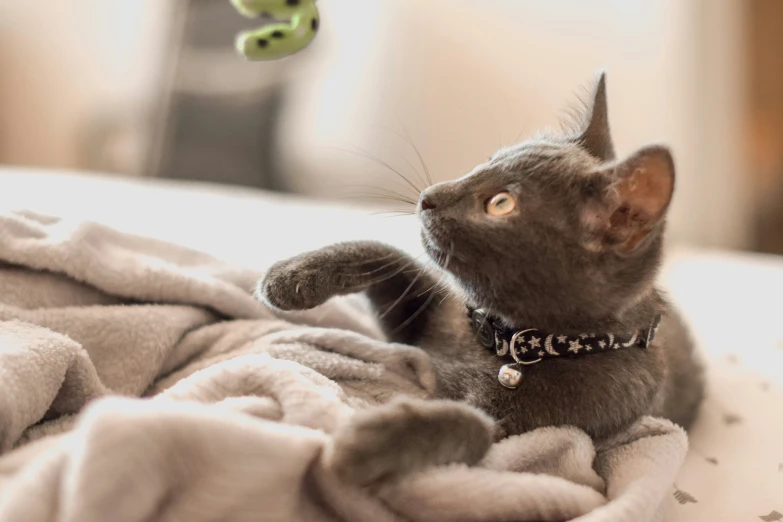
[[466, 305, 662, 389]]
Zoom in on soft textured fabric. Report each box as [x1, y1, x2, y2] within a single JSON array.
[[0, 209, 688, 522]]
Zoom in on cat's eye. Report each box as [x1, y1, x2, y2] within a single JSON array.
[[486, 192, 516, 216]]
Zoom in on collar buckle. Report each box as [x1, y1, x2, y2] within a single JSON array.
[[470, 308, 496, 350]]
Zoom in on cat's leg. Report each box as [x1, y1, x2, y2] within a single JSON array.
[[262, 244, 498, 486], [259, 241, 442, 344], [324, 397, 496, 488]]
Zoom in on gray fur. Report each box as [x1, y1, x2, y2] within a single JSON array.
[[259, 72, 704, 486], [323, 398, 496, 488]]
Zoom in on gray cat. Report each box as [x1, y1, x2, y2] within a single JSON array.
[[259, 73, 704, 487]]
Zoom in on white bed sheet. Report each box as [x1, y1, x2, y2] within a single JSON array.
[[1, 167, 781, 521]]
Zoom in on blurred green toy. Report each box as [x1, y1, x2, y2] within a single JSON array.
[[230, 0, 320, 61]]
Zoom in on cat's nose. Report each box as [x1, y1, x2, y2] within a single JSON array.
[[419, 195, 437, 211]]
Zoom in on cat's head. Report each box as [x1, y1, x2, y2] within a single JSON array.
[[418, 73, 673, 330]]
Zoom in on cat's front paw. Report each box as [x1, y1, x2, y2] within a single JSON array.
[[258, 257, 331, 311], [324, 398, 495, 488]]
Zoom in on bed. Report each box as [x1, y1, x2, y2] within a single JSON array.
[[1, 166, 781, 521]]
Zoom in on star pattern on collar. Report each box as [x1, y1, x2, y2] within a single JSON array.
[[465, 306, 662, 366]]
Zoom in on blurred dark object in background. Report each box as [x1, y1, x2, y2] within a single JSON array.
[[143, 0, 290, 191], [747, 0, 783, 254]]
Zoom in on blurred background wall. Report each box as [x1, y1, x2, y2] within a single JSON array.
[[0, 0, 778, 253], [0, 0, 171, 173]]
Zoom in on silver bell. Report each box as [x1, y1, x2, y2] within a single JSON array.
[[498, 363, 523, 389]]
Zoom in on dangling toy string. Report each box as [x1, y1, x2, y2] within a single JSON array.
[[230, 0, 320, 61]]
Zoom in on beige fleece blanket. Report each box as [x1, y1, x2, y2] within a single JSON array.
[[0, 210, 688, 522]]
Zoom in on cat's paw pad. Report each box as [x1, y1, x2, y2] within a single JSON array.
[[258, 259, 329, 311], [324, 398, 495, 488]]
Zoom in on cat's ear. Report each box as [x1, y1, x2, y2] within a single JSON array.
[[582, 145, 675, 254], [573, 72, 615, 162]]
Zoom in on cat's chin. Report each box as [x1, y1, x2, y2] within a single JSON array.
[[420, 231, 449, 268], [424, 244, 446, 268]]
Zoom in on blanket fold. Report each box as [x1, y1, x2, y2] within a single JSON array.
[[0, 210, 687, 522]]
